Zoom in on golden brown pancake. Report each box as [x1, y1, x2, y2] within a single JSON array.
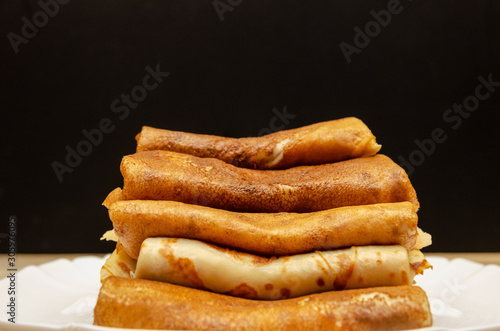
[[120, 151, 419, 212], [94, 277, 433, 330], [106, 199, 419, 259], [135, 117, 381, 169]]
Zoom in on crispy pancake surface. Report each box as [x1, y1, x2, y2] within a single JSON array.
[[136, 117, 381, 169], [120, 151, 419, 212], [94, 277, 432, 330], [108, 199, 418, 259]]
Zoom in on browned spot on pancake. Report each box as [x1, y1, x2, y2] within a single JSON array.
[[333, 253, 354, 290], [253, 255, 277, 265], [225, 283, 258, 298], [159, 243, 205, 289], [389, 272, 396, 280], [361, 172, 372, 179], [411, 261, 423, 271], [412, 259, 432, 275], [401, 270, 409, 284], [118, 262, 131, 275], [357, 276, 364, 284], [265, 283, 274, 291], [204, 242, 231, 253], [377, 258, 383, 266], [280, 288, 291, 298], [317, 277, 325, 287], [315, 259, 328, 274], [176, 258, 205, 288]]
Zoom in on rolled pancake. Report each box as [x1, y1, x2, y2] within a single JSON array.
[[94, 277, 433, 330], [107, 199, 419, 259], [134, 238, 430, 300], [100, 242, 136, 281], [120, 151, 419, 212], [135, 117, 381, 169]]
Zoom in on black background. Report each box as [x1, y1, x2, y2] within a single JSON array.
[[1, 0, 499, 254]]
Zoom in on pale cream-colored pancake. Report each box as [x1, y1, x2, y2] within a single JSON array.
[[100, 242, 136, 282], [133, 238, 430, 300]]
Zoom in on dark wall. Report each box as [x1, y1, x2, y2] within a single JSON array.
[[1, 0, 499, 253]]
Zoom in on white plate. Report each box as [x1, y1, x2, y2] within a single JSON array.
[[1, 256, 500, 330]]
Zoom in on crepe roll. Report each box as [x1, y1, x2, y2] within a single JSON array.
[[120, 151, 419, 212], [134, 238, 430, 300], [135, 117, 381, 169], [94, 277, 432, 330], [107, 199, 420, 260], [100, 242, 137, 281]]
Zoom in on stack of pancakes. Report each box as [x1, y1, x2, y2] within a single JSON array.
[[94, 117, 433, 330]]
